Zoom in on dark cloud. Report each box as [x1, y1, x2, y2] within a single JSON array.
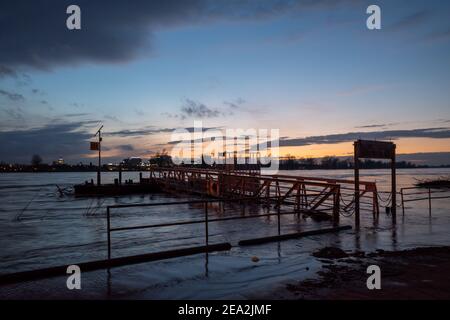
[[104, 115, 121, 122], [116, 144, 135, 151], [134, 109, 146, 117], [1, 106, 25, 122], [279, 127, 450, 147], [355, 124, 387, 129], [179, 99, 223, 119], [64, 113, 91, 117], [355, 123, 398, 129], [0, 0, 356, 73], [0, 89, 25, 102], [107, 127, 175, 137], [31, 88, 45, 95], [0, 66, 17, 78], [107, 125, 220, 137], [223, 98, 246, 110], [0, 122, 93, 163]]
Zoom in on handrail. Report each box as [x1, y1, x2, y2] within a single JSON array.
[[105, 197, 327, 260], [400, 186, 450, 216]]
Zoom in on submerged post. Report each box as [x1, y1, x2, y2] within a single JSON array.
[[107, 207, 111, 260], [354, 150, 360, 228], [277, 205, 281, 236], [204, 202, 209, 248], [428, 188, 432, 216], [391, 150, 397, 224], [333, 186, 340, 226], [401, 189, 405, 216]]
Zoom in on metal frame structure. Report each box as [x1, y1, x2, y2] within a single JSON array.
[[147, 167, 343, 222], [400, 187, 450, 216], [354, 140, 396, 227]]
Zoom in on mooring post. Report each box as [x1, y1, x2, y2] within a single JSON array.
[[204, 202, 209, 249], [428, 188, 432, 216], [107, 207, 111, 260], [391, 152, 397, 224], [333, 186, 340, 226], [277, 204, 281, 236], [401, 189, 405, 216], [354, 155, 360, 228]]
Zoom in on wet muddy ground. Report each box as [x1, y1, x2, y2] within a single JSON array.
[[269, 246, 450, 300]]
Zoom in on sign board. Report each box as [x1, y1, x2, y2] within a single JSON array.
[[90, 141, 99, 151], [354, 140, 395, 159], [353, 139, 397, 224]]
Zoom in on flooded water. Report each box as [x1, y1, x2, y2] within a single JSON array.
[[0, 168, 449, 299]]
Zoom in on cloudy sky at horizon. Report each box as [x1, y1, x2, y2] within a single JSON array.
[[1, 0, 450, 164]]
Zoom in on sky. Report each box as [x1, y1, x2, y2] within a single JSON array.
[[0, 0, 450, 165]]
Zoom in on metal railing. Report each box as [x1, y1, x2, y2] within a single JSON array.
[[106, 196, 310, 260], [400, 187, 450, 216]]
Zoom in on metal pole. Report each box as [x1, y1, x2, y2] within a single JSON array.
[[277, 204, 281, 236], [401, 189, 405, 216], [107, 207, 111, 260], [391, 154, 397, 224], [354, 156, 360, 228], [428, 188, 432, 216], [95, 126, 103, 186], [333, 186, 340, 226], [204, 202, 209, 248]]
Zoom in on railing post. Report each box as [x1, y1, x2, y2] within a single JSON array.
[[107, 207, 111, 260], [333, 186, 340, 226], [428, 188, 432, 216], [401, 189, 405, 216], [277, 204, 281, 236], [204, 202, 209, 248]]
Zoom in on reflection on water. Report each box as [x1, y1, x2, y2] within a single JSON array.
[[0, 168, 449, 299]]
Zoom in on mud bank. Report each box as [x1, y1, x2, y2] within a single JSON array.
[[269, 246, 450, 300]]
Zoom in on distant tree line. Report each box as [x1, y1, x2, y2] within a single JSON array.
[[278, 155, 430, 170], [1, 153, 449, 173]]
